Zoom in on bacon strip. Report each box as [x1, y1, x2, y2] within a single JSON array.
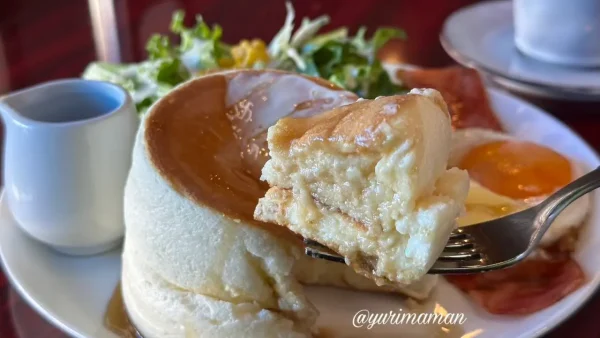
[[396, 66, 504, 131], [446, 256, 585, 315]]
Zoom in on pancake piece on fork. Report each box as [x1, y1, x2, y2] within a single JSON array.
[[255, 89, 469, 285]]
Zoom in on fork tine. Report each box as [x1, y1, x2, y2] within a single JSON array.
[[445, 238, 474, 249], [449, 228, 466, 238], [305, 247, 346, 263], [428, 258, 488, 274], [440, 229, 482, 260], [438, 248, 481, 260], [304, 239, 330, 250], [304, 239, 346, 264]]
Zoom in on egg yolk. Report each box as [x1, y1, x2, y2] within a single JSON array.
[[459, 140, 572, 199]]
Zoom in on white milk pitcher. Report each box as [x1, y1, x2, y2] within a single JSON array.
[[0, 79, 138, 255]]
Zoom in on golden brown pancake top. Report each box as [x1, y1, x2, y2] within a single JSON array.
[[143, 70, 356, 244]]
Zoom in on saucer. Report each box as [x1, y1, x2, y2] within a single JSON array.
[[441, 0, 600, 101], [2, 88, 600, 338], [0, 193, 122, 338]]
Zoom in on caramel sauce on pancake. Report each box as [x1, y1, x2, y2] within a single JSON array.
[[144, 70, 356, 244]]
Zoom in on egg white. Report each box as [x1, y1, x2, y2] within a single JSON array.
[[451, 128, 590, 248], [457, 180, 525, 228]]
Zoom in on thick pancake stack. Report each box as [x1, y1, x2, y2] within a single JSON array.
[[121, 70, 443, 337]]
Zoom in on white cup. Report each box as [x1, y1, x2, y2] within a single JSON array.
[[0, 79, 138, 255], [514, 0, 600, 67]]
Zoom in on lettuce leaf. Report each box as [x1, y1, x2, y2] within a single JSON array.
[[291, 26, 407, 98], [267, 3, 407, 98], [168, 10, 231, 70], [82, 11, 230, 114]]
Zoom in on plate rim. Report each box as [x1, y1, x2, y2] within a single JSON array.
[[0, 189, 90, 338], [1, 87, 600, 338], [440, 0, 600, 99]]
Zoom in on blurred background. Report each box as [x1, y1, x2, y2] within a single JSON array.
[[0, 0, 481, 93]]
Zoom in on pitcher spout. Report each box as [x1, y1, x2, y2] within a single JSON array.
[[0, 82, 44, 124], [0, 95, 23, 127]]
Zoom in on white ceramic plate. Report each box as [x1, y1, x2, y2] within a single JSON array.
[[440, 0, 600, 101], [1, 88, 600, 338]]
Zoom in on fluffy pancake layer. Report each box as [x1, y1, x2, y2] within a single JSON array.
[[123, 114, 317, 337], [255, 89, 469, 284]]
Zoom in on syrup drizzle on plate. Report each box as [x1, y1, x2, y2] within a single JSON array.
[[104, 285, 142, 338]]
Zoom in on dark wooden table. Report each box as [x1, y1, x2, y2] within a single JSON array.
[[0, 0, 599, 337]]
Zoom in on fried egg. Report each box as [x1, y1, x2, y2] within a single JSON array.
[[450, 128, 590, 247]]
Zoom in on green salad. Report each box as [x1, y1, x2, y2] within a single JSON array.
[[83, 2, 406, 113]]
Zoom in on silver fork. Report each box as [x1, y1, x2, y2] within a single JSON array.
[[305, 166, 600, 274]]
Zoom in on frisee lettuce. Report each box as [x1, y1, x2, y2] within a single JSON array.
[[266, 3, 406, 98], [82, 59, 190, 113], [83, 2, 407, 114]]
